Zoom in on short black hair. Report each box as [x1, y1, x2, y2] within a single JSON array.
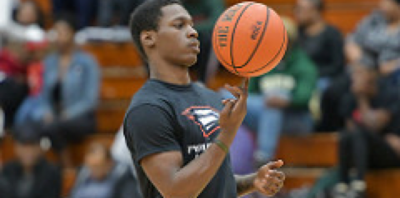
[[54, 12, 78, 32], [129, 0, 182, 60], [86, 142, 112, 161], [13, 124, 42, 144], [14, 1, 45, 28], [309, 0, 324, 11]]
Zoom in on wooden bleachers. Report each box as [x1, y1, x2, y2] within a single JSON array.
[[276, 133, 338, 167], [225, 0, 378, 34], [3, 131, 400, 197], [2, 0, 398, 196]]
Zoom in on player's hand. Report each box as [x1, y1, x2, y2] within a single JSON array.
[[254, 160, 285, 196], [219, 78, 249, 135]]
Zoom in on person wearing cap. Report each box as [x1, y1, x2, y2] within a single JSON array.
[[333, 58, 400, 198], [1, 124, 61, 198]]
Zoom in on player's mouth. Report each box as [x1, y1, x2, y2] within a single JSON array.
[[189, 41, 200, 54]]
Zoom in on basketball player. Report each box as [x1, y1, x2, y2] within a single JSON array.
[[123, 0, 285, 197]]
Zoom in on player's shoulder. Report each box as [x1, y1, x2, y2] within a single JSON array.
[[126, 81, 173, 115]]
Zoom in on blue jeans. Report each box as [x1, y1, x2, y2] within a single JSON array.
[[244, 94, 313, 160]]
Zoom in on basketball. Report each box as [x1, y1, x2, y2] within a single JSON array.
[[212, 2, 288, 77]]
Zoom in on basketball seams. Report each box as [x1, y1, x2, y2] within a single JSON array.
[[212, 3, 288, 77], [213, 21, 233, 67], [234, 5, 270, 69], [229, 2, 255, 75], [240, 23, 288, 75]]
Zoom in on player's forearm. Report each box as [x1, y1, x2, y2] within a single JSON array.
[[166, 142, 229, 198], [235, 174, 257, 196]]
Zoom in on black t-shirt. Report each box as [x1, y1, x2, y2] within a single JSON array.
[[298, 24, 344, 78], [340, 82, 400, 134], [123, 80, 236, 198]]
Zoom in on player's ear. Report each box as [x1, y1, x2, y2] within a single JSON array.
[[141, 30, 157, 48]]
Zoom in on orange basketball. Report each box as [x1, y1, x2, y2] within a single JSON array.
[[212, 2, 288, 77]]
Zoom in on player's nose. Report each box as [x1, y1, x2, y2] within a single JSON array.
[[188, 25, 198, 39]]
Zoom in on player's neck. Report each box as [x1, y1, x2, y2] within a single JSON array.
[[148, 61, 191, 85]]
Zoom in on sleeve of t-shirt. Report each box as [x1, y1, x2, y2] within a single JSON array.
[[125, 104, 181, 164]]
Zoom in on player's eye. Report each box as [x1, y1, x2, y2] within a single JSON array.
[[174, 22, 184, 29]]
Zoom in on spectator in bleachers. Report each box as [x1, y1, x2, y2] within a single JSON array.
[[182, 0, 225, 82], [0, 40, 30, 130], [37, 15, 100, 167], [70, 142, 141, 198], [333, 58, 400, 198], [0, 0, 47, 130], [1, 124, 62, 198], [346, 0, 400, 75], [295, 0, 346, 132], [52, 0, 97, 29], [295, 0, 345, 91], [97, 0, 144, 27], [13, 1, 44, 28], [243, 17, 317, 165]]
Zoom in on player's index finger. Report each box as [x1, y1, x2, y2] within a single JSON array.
[[241, 78, 249, 91]]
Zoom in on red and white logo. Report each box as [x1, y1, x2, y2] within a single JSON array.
[[182, 106, 220, 138]]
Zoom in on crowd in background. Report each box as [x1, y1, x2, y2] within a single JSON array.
[[0, 0, 399, 198]]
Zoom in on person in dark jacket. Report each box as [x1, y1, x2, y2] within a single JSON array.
[[332, 58, 400, 198], [1, 124, 62, 198], [295, 0, 344, 91]]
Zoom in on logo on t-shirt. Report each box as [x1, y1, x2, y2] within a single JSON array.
[[182, 106, 220, 138]]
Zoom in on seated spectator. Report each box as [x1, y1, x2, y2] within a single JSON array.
[[182, 0, 225, 82], [241, 17, 317, 165], [13, 1, 44, 28], [295, 0, 345, 91], [0, 0, 46, 130], [345, 0, 400, 75], [1, 124, 62, 198], [37, 15, 100, 166], [0, 40, 29, 129], [333, 59, 400, 198], [97, 0, 143, 27], [70, 143, 141, 198]]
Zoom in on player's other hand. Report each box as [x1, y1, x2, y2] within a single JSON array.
[[219, 78, 249, 134], [254, 160, 285, 196]]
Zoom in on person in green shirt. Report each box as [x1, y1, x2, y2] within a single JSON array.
[[244, 17, 317, 165]]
